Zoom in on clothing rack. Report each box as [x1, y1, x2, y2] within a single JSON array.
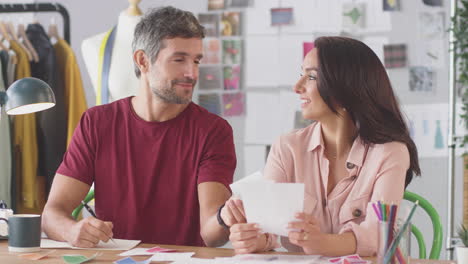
[[0, 2, 70, 44]]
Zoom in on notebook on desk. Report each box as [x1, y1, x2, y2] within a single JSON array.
[[40, 238, 140, 251]]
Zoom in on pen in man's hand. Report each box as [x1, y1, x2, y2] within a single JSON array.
[[81, 200, 116, 243]]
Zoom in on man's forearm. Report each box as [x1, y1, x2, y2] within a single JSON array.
[[200, 213, 230, 247], [42, 205, 76, 242]]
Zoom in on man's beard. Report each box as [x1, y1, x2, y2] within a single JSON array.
[[151, 78, 196, 104]]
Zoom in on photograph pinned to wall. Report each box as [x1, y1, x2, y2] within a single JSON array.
[[383, 0, 401, 11], [222, 39, 242, 65], [409, 66, 435, 92], [422, 0, 442, 7], [223, 66, 241, 91], [342, 2, 366, 31], [199, 94, 221, 115], [419, 12, 445, 39], [294, 111, 315, 129], [199, 66, 223, 90], [222, 92, 245, 117], [303, 42, 314, 58], [208, 0, 225, 10], [383, 44, 406, 68], [198, 14, 219, 37], [270, 8, 294, 26], [202, 39, 221, 64], [226, 0, 252, 8], [220, 12, 241, 36]]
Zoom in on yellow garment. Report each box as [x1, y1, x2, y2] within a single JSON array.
[[10, 41, 40, 211], [54, 39, 88, 146]]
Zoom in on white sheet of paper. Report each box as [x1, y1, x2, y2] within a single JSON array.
[[240, 182, 304, 236], [279, 35, 314, 86], [119, 248, 154, 256], [215, 254, 325, 263], [41, 238, 140, 251], [150, 252, 195, 261], [230, 171, 272, 198]]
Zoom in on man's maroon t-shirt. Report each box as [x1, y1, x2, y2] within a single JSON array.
[[57, 97, 236, 246]]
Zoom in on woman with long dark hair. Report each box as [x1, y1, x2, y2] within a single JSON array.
[[227, 36, 420, 256]]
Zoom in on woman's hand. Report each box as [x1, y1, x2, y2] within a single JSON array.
[[229, 223, 264, 254], [287, 212, 326, 255], [220, 198, 246, 227]]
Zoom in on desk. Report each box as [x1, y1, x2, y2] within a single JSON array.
[[0, 241, 456, 264]]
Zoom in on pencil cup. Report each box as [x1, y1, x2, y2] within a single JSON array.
[[377, 220, 411, 264]]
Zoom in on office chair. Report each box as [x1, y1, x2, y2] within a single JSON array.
[[71, 189, 95, 220], [403, 191, 443, 259]]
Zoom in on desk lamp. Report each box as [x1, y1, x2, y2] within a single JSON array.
[[0, 77, 55, 116]]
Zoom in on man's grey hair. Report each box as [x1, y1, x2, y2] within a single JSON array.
[[132, 6, 205, 78]]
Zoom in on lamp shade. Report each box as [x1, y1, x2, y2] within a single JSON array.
[[4, 77, 56, 115]]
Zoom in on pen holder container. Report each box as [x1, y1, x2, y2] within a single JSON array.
[[377, 220, 411, 264]]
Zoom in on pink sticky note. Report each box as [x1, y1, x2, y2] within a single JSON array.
[[145, 246, 177, 253], [343, 259, 351, 264], [19, 250, 56, 260], [344, 254, 362, 260]]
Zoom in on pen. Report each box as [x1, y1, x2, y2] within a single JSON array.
[[81, 200, 116, 243]]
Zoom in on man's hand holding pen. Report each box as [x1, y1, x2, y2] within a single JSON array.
[[64, 201, 114, 248]]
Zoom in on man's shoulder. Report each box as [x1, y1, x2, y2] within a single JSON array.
[[189, 103, 231, 129], [85, 97, 130, 118]]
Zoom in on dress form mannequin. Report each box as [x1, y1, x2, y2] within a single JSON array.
[[81, 0, 142, 103]]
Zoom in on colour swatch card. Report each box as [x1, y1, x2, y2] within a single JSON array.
[[62, 253, 101, 264], [198, 14, 219, 37], [114, 256, 152, 264], [384, 44, 407, 68], [409, 66, 435, 93], [221, 12, 241, 36], [203, 39, 221, 64], [199, 66, 223, 90], [223, 66, 241, 91], [199, 94, 221, 115], [222, 92, 244, 116], [222, 39, 242, 65]]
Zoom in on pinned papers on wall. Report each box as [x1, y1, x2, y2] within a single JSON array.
[[239, 180, 304, 236], [114, 256, 152, 264], [384, 44, 407, 68], [409, 66, 435, 93], [270, 7, 294, 26], [418, 12, 445, 40], [402, 103, 465, 158], [280, 0, 342, 34], [245, 35, 280, 87], [41, 238, 140, 251], [62, 253, 101, 264]]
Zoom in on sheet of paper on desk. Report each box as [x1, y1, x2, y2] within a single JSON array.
[[41, 238, 141, 250], [212, 254, 327, 263], [240, 181, 304, 236], [150, 252, 195, 261]]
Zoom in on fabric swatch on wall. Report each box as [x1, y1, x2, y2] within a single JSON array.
[[223, 92, 245, 117], [384, 44, 407, 68]]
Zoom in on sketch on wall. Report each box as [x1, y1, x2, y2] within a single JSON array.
[[418, 12, 445, 40], [384, 44, 407, 68], [342, 2, 366, 31], [402, 104, 464, 158], [409, 66, 435, 92]]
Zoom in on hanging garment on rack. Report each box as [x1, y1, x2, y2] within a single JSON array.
[[26, 23, 67, 193], [6, 50, 16, 86], [0, 51, 8, 88], [96, 26, 117, 105], [0, 62, 12, 207], [54, 38, 87, 146], [10, 40, 40, 212]]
